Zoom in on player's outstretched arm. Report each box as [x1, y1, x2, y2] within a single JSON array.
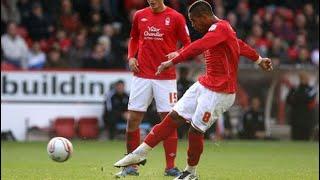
[[237, 39, 273, 72]]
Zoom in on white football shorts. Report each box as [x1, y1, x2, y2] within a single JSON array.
[[173, 82, 235, 133], [128, 76, 177, 112]]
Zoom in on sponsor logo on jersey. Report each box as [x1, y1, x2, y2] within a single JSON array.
[[141, 18, 148, 22], [144, 26, 164, 40]]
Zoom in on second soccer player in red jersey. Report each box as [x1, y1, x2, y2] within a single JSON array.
[[115, 1, 273, 180], [115, 0, 191, 178]]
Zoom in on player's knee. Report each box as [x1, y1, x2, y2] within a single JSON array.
[[158, 112, 169, 119], [169, 111, 186, 126], [127, 111, 144, 130], [189, 126, 204, 135]]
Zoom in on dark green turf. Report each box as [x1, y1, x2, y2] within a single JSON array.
[[1, 140, 319, 180]]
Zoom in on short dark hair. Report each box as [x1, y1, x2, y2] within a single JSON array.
[[188, 0, 213, 17], [115, 80, 124, 85]]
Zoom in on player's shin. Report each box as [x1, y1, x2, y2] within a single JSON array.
[[126, 129, 140, 153], [144, 114, 180, 148], [185, 130, 204, 175]]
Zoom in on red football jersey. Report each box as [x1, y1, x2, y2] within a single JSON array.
[[128, 7, 191, 80], [172, 20, 259, 93]]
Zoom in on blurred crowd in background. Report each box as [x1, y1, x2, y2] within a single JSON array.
[[1, 0, 319, 70]]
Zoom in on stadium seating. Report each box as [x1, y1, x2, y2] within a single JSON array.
[[53, 117, 76, 139], [77, 117, 99, 139]]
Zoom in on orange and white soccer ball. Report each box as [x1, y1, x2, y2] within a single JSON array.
[[47, 137, 73, 162]]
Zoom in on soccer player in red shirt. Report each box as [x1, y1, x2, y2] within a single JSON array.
[[114, 1, 273, 180], [115, 0, 191, 178]]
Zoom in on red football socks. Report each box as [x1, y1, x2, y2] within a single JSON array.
[[144, 114, 179, 148], [126, 129, 140, 153], [163, 129, 178, 169], [187, 131, 204, 166]]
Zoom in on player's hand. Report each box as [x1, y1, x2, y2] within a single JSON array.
[[166, 51, 180, 60], [257, 57, 273, 72], [128, 58, 140, 73], [156, 60, 174, 75]]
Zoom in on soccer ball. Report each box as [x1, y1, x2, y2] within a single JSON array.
[[47, 137, 73, 162]]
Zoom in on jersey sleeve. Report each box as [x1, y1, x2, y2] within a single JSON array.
[[237, 39, 260, 62], [172, 23, 227, 64], [175, 14, 191, 47], [128, 12, 139, 59]]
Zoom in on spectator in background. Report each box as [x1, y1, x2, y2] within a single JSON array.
[[100, 23, 126, 68], [17, 0, 32, 23], [1, 21, 29, 69], [251, 24, 268, 57], [102, 0, 126, 22], [236, 0, 252, 38], [67, 31, 90, 68], [23, 2, 54, 41], [268, 37, 288, 63], [1, 0, 21, 25], [271, 14, 295, 43], [240, 97, 266, 139], [287, 33, 308, 63], [215, 4, 225, 19], [87, 11, 103, 45], [103, 80, 129, 140], [303, 3, 318, 47], [26, 41, 46, 69], [55, 29, 72, 53], [87, 0, 110, 23], [294, 13, 307, 35], [286, 72, 317, 140], [227, 12, 237, 28], [45, 45, 68, 68], [98, 25, 113, 55], [82, 44, 110, 69], [261, 9, 273, 32], [176, 66, 194, 139], [97, 36, 116, 67], [297, 47, 311, 64], [59, 0, 81, 34]]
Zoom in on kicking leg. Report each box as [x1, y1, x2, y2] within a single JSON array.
[[114, 111, 185, 167]]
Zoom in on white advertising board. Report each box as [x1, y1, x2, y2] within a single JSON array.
[[1, 70, 133, 141]]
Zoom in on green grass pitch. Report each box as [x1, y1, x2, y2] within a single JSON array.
[[1, 140, 319, 180]]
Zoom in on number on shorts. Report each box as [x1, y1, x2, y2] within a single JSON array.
[[202, 112, 211, 123], [169, 92, 177, 103]]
